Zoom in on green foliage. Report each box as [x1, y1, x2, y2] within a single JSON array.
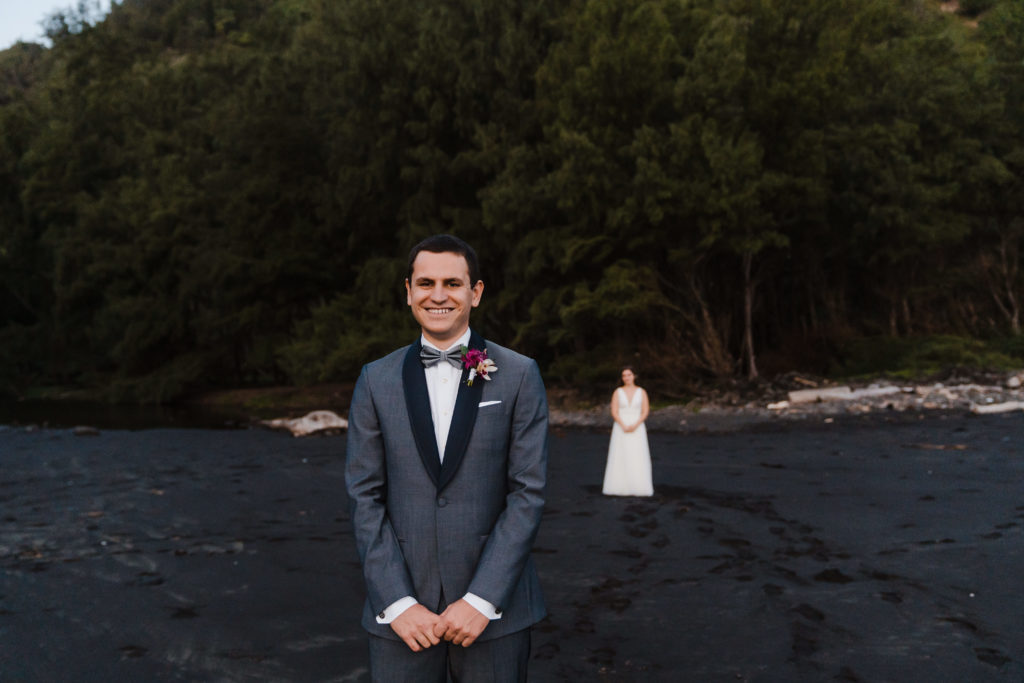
[[988, 334, 1024, 359], [1, 0, 1024, 402], [544, 345, 629, 396], [277, 296, 418, 386], [834, 335, 1022, 378], [277, 258, 418, 385]]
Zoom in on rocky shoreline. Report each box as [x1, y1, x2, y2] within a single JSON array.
[[550, 369, 1024, 434], [5, 370, 1024, 436]]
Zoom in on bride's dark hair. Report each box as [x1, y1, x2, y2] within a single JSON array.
[[620, 366, 636, 384]]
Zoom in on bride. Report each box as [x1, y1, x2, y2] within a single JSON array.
[[602, 366, 653, 496]]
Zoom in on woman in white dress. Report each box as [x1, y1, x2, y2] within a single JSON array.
[[602, 366, 653, 496]]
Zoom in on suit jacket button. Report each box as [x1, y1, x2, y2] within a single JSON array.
[[437, 496, 447, 507]]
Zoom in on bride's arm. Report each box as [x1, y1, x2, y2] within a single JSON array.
[[610, 390, 624, 429], [638, 388, 650, 425]]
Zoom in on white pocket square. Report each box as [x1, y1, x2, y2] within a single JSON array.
[[478, 400, 502, 408]]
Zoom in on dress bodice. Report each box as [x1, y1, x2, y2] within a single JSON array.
[[617, 387, 642, 411]]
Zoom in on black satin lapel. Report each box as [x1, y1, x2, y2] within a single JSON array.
[[438, 330, 486, 491], [402, 342, 441, 488]]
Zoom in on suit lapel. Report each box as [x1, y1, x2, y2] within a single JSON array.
[[402, 340, 442, 488], [438, 330, 485, 491]]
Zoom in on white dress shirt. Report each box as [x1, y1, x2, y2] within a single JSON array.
[[376, 330, 501, 624], [423, 330, 468, 461]]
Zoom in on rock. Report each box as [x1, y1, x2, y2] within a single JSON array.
[[970, 401, 1024, 415], [260, 410, 348, 437], [1006, 374, 1023, 389], [918, 385, 958, 400], [788, 386, 853, 404], [543, 370, 1024, 432], [73, 426, 100, 436]]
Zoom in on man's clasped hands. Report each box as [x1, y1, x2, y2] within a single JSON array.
[[390, 599, 491, 652]]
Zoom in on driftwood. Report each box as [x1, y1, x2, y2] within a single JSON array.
[[788, 385, 905, 404], [787, 386, 854, 403], [970, 401, 1024, 415], [260, 410, 348, 437]]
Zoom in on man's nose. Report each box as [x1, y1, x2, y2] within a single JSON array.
[[429, 284, 447, 301]]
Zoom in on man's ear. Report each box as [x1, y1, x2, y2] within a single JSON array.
[[471, 280, 484, 307], [405, 278, 412, 306]]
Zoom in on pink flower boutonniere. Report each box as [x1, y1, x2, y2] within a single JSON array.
[[460, 346, 497, 386]]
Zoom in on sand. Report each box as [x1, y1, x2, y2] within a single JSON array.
[[0, 413, 1021, 681]]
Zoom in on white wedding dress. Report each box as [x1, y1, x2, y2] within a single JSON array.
[[602, 387, 653, 496]]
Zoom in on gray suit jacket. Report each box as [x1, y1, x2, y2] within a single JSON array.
[[345, 330, 548, 641]]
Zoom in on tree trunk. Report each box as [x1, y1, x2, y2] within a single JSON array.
[[743, 252, 758, 380], [981, 231, 1021, 334], [999, 235, 1021, 334], [807, 281, 818, 333]]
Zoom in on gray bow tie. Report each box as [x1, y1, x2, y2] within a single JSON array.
[[420, 345, 463, 369]]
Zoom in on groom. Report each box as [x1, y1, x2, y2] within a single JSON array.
[[345, 234, 548, 681]]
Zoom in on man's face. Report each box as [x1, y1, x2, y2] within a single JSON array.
[[406, 250, 483, 348]]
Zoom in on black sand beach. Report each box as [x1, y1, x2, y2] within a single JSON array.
[[1, 414, 1022, 681]]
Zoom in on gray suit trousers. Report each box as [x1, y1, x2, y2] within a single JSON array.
[[367, 628, 530, 683]]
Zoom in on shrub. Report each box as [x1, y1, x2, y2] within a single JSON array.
[[832, 335, 1023, 379]]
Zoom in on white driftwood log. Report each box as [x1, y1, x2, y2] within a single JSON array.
[[788, 385, 903, 404], [261, 410, 348, 436], [788, 386, 853, 404], [970, 401, 1024, 415]]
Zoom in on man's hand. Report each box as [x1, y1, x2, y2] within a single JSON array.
[[433, 599, 490, 647], [390, 604, 442, 652]]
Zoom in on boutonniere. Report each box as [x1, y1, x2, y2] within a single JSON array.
[[460, 346, 497, 386]]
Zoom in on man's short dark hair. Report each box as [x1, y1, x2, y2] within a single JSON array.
[[407, 234, 482, 285]]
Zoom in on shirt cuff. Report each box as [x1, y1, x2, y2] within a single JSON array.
[[375, 596, 418, 624], [463, 592, 502, 620]]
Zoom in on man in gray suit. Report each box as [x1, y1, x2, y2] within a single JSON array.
[[345, 234, 548, 681]]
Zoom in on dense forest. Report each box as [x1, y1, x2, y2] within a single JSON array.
[[2, 0, 1024, 403]]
